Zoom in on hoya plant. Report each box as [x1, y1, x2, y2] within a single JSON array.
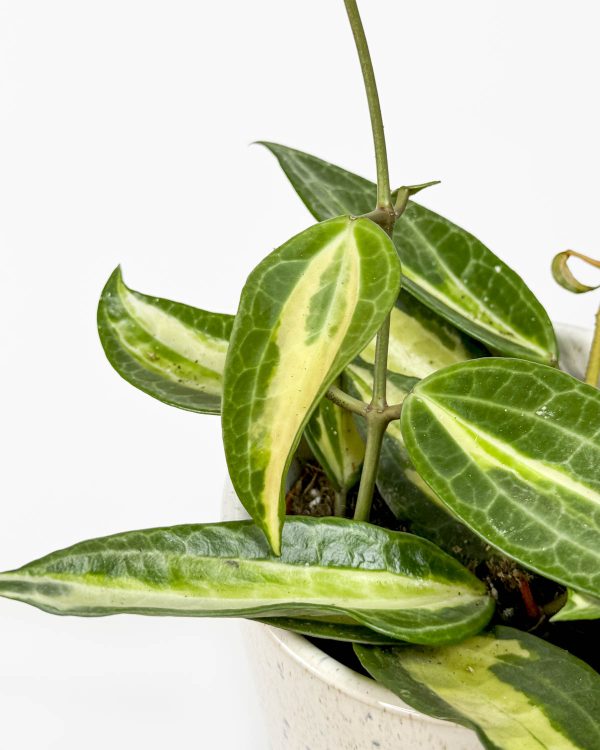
[[2, 2, 599, 748]]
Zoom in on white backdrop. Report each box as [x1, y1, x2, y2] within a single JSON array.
[[1, 2, 598, 747]]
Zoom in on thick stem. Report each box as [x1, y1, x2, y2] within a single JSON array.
[[371, 314, 391, 409], [334, 488, 348, 518], [353, 415, 387, 522], [344, 0, 392, 210], [585, 304, 600, 387]]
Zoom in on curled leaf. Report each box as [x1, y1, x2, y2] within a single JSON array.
[[98, 267, 233, 414], [551, 250, 600, 294]]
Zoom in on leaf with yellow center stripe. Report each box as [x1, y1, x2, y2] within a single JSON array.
[[355, 626, 600, 750], [401, 358, 600, 597], [0, 518, 493, 645], [304, 381, 365, 496], [97, 267, 233, 414], [222, 216, 401, 554]]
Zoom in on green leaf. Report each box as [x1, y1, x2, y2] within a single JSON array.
[[355, 626, 600, 750], [304, 384, 364, 493], [0, 518, 493, 645], [97, 267, 233, 414], [551, 589, 600, 623], [344, 362, 492, 564], [260, 142, 557, 365], [222, 216, 401, 554], [255, 617, 401, 645], [401, 357, 600, 597]]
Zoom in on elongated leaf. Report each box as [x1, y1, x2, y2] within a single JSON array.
[[255, 617, 401, 645], [0, 518, 493, 645], [401, 358, 600, 597], [355, 626, 600, 750], [98, 267, 233, 414], [222, 216, 401, 554], [261, 142, 557, 365], [551, 589, 600, 622], [304, 385, 364, 493], [345, 362, 493, 564]]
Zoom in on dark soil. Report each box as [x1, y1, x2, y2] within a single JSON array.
[[285, 460, 599, 672]]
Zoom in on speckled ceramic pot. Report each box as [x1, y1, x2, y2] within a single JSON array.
[[222, 323, 590, 750]]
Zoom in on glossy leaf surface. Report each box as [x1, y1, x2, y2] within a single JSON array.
[[401, 358, 600, 596], [304, 387, 364, 493], [551, 589, 600, 622], [356, 626, 600, 750], [222, 216, 401, 553], [98, 267, 233, 414], [344, 363, 492, 564], [261, 142, 557, 364], [0, 518, 493, 645]]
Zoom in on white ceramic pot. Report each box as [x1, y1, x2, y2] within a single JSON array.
[[222, 323, 591, 750]]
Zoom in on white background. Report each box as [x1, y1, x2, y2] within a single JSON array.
[[1, 1, 599, 747]]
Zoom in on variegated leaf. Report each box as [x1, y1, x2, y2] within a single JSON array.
[[260, 142, 557, 365], [344, 362, 492, 564], [222, 216, 401, 553], [0, 518, 493, 645], [551, 589, 600, 622], [401, 358, 600, 597], [361, 292, 485, 379], [98, 267, 233, 414], [304, 384, 364, 494], [355, 626, 600, 750]]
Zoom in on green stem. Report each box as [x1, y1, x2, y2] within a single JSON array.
[[326, 385, 368, 416], [353, 415, 387, 522], [585, 304, 600, 387], [334, 488, 348, 517], [344, 0, 394, 522], [344, 0, 392, 211], [371, 314, 391, 409]]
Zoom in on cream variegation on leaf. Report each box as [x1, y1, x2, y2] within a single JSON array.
[[222, 216, 401, 553]]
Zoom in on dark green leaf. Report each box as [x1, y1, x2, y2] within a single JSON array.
[[256, 617, 402, 644], [260, 142, 557, 365], [401, 358, 600, 597]]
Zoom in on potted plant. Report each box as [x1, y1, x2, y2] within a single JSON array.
[[1, 2, 598, 748]]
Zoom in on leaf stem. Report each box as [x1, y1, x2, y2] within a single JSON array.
[[334, 488, 348, 517], [343, 0, 392, 211], [585, 304, 600, 387], [344, 0, 396, 522], [353, 413, 387, 522], [326, 385, 369, 415], [371, 314, 390, 409]]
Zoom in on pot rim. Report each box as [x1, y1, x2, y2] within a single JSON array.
[[225, 321, 591, 725]]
